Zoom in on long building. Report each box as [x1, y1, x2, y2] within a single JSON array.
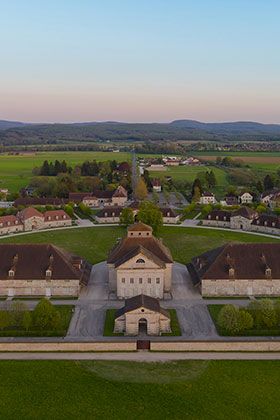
[[188, 243, 280, 297], [0, 244, 91, 297]]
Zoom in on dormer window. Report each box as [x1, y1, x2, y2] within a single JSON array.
[[229, 267, 235, 278], [15, 220, 18, 225], [257, 220, 260, 225], [223, 216, 226, 221], [105, 212, 107, 217], [216, 216, 219, 220], [46, 269, 52, 278], [265, 267, 272, 278], [63, 215, 66, 219], [272, 222, 275, 227], [208, 215, 211, 219], [8, 269, 14, 277], [264, 221, 267, 226], [55, 215, 59, 220], [167, 212, 170, 217], [48, 216, 51, 220], [112, 212, 115, 217]]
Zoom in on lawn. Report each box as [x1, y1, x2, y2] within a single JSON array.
[[0, 305, 74, 337], [0, 360, 280, 418], [104, 308, 181, 336], [0, 226, 279, 265], [0, 151, 130, 192], [208, 304, 280, 337]]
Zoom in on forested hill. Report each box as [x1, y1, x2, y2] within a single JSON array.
[[0, 119, 280, 145]]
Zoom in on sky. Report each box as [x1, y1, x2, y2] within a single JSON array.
[[0, 0, 280, 123]]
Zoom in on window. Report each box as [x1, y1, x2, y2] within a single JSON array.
[[148, 278, 151, 284], [138, 232, 141, 236], [139, 278, 143, 284], [130, 278, 134, 284], [136, 258, 145, 264], [156, 278, 160, 284], [121, 278, 125, 283]]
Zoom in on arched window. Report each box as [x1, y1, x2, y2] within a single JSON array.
[[136, 258, 145, 264]]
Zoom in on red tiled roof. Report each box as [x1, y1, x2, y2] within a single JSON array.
[[0, 215, 23, 228], [18, 207, 44, 221], [128, 222, 152, 232], [44, 210, 71, 221]]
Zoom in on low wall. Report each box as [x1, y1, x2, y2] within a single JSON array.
[[151, 341, 280, 352], [0, 342, 136, 352]]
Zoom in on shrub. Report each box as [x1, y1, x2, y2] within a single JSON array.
[[0, 311, 11, 330], [258, 299, 277, 328], [238, 309, 253, 332], [217, 305, 240, 334], [10, 301, 28, 327], [22, 311, 32, 331], [33, 299, 61, 330]]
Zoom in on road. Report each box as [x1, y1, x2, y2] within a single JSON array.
[[1, 352, 280, 361]]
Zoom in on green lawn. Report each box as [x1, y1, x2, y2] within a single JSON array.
[[0, 226, 279, 265], [162, 309, 181, 336], [208, 304, 280, 337], [0, 151, 130, 192], [0, 360, 280, 418], [0, 305, 74, 337]]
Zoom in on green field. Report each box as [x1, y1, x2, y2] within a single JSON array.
[[149, 164, 228, 184], [0, 360, 280, 418], [0, 151, 130, 192], [0, 226, 279, 265]]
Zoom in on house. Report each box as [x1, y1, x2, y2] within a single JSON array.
[[43, 210, 72, 228], [0, 189, 8, 198], [69, 186, 128, 207], [251, 214, 280, 235], [107, 222, 173, 299], [16, 208, 71, 232], [239, 192, 253, 204], [203, 206, 257, 230], [95, 207, 122, 224], [0, 244, 91, 297], [199, 192, 216, 205], [182, 157, 201, 166], [260, 190, 280, 208], [117, 162, 131, 173], [0, 215, 24, 236], [161, 208, 180, 224], [165, 159, 180, 166], [222, 194, 239, 206], [147, 164, 166, 171], [187, 243, 280, 297], [230, 206, 258, 230], [114, 294, 171, 335], [151, 179, 162, 192]]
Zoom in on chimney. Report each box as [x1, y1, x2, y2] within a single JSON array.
[[46, 254, 54, 278], [261, 254, 272, 279], [226, 253, 235, 278], [8, 254, 19, 277]]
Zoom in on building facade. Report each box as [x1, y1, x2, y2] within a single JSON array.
[[114, 294, 171, 335], [0, 244, 91, 297], [107, 222, 173, 299], [188, 243, 280, 297]]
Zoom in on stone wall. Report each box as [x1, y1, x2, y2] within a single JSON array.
[[0, 224, 24, 236], [150, 341, 280, 352], [0, 341, 136, 352], [0, 279, 80, 297], [202, 278, 280, 297], [202, 220, 230, 228]]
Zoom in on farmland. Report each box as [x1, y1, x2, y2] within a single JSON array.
[[1, 360, 280, 418], [0, 151, 131, 192]]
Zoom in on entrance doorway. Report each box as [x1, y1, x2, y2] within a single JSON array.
[[138, 318, 148, 335]]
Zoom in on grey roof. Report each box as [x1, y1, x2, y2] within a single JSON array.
[[115, 294, 170, 318]]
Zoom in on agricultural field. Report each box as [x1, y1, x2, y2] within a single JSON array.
[[0, 360, 280, 418], [0, 151, 131, 192], [0, 226, 279, 265], [193, 151, 280, 171]]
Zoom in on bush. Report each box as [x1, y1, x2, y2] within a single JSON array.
[[0, 311, 11, 330], [248, 299, 278, 328], [33, 299, 61, 330], [78, 202, 92, 217], [217, 305, 240, 334], [22, 311, 32, 331], [217, 304, 253, 334], [10, 301, 28, 327]]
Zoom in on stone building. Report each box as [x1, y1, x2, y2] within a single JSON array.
[[107, 222, 173, 299], [151, 179, 162, 192], [114, 294, 171, 335], [161, 208, 180, 224], [251, 214, 280, 235], [69, 186, 128, 207], [203, 206, 257, 231], [17, 207, 71, 232], [95, 207, 122, 223], [199, 192, 216, 205], [0, 215, 24, 236], [188, 243, 280, 297], [0, 244, 91, 297], [239, 192, 253, 204]]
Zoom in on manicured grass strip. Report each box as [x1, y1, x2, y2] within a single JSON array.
[[103, 309, 124, 336], [162, 309, 181, 336], [208, 304, 280, 336], [0, 305, 74, 337], [1, 225, 279, 266], [1, 360, 280, 418]]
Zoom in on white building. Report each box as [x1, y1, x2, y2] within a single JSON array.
[[200, 192, 216, 205], [239, 192, 253, 204]]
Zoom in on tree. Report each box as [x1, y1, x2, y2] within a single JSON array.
[[217, 305, 240, 334], [135, 177, 148, 200], [22, 311, 32, 331], [137, 201, 163, 236], [120, 207, 134, 226], [238, 309, 253, 332], [33, 299, 61, 330], [206, 170, 217, 188], [256, 204, 267, 213], [0, 311, 11, 330], [40, 160, 50, 176], [192, 186, 201, 203], [191, 178, 202, 197], [263, 174, 274, 191], [10, 301, 28, 327], [64, 204, 74, 218], [258, 299, 277, 328], [78, 202, 92, 217]]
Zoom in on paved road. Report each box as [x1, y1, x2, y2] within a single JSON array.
[[1, 352, 280, 361]]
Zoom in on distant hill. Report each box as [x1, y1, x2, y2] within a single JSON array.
[[0, 120, 29, 130], [0, 119, 280, 146]]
